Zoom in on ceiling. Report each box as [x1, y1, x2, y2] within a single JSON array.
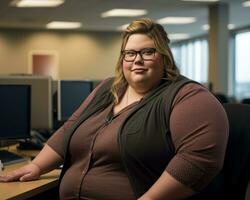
[[0, 0, 250, 40]]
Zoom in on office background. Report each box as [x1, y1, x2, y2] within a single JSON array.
[[0, 1, 250, 199], [0, 30, 121, 80], [0, 0, 250, 101]]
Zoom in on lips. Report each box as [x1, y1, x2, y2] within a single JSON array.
[[131, 68, 148, 72]]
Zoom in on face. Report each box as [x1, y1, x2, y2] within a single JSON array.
[[122, 34, 164, 93]]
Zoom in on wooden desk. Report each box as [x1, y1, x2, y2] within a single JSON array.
[[0, 146, 60, 200]]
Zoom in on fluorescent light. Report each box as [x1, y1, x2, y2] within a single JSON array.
[[157, 17, 196, 24], [227, 24, 235, 30], [169, 33, 189, 40], [202, 24, 210, 31], [46, 22, 82, 29], [242, 1, 250, 7], [202, 24, 235, 31], [101, 9, 147, 18], [11, 0, 64, 7], [181, 0, 219, 2], [117, 23, 130, 31]]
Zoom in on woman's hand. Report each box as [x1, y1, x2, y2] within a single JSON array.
[[0, 163, 41, 182], [0, 145, 63, 183]]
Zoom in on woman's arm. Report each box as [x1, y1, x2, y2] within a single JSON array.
[[0, 79, 110, 182], [0, 144, 63, 182], [140, 83, 228, 200]]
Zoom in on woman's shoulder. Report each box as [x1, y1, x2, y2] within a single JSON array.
[[93, 77, 114, 90], [89, 77, 114, 96], [172, 82, 218, 108], [179, 82, 209, 95]]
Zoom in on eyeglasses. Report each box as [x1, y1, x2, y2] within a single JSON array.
[[122, 48, 156, 62]]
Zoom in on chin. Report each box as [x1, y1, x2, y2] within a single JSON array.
[[132, 75, 148, 84]]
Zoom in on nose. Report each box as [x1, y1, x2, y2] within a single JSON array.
[[134, 52, 143, 62]]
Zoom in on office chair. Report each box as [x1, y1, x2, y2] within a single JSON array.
[[241, 98, 250, 105], [214, 92, 229, 104], [189, 103, 250, 200], [222, 103, 250, 200]]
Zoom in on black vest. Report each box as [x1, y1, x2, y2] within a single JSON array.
[[60, 76, 200, 198]]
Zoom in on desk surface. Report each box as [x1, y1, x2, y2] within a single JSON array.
[[0, 146, 60, 200]]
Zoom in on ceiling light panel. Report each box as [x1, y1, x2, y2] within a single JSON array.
[[169, 33, 190, 40], [11, 0, 64, 7], [202, 24, 210, 31], [101, 9, 147, 18], [117, 23, 130, 31], [202, 24, 235, 31], [181, 0, 219, 2], [157, 17, 196, 24], [46, 22, 82, 29], [227, 24, 235, 30], [242, 1, 250, 7]]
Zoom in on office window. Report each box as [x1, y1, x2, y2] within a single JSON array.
[[235, 31, 250, 100], [171, 39, 208, 84]]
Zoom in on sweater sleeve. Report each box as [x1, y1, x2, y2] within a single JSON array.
[[46, 78, 110, 158], [165, 83, 229, 192]]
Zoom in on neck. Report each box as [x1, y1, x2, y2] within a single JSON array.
[[125, 86, 144, 105], [113, 86, 143, 115]]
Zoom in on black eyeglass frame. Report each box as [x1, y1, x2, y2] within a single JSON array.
[[121, 48, 156, 62]]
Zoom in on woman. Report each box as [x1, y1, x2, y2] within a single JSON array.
[[0, 18, 228, 200]]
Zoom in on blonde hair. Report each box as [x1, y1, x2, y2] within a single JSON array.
[[111, 18, 180, 104]]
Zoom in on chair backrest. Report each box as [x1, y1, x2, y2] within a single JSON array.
[[189, 103, 250, 200], [214, 92, 229, 104], [241, 98, 250, 105], [223, 103, 250, 200]]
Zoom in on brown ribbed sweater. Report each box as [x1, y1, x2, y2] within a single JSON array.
[[47, 82, 228, 200]]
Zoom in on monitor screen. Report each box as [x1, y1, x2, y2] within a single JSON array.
[[0, 75, 53, 130], [58, 80, 93, 121], [0, 85, 31, 139]]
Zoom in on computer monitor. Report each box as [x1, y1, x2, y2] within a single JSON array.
[[57, 80, 93, 121], [0, 85, 31, 139], [0, 85, 32, 165], [0, 75, 53, 130]]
